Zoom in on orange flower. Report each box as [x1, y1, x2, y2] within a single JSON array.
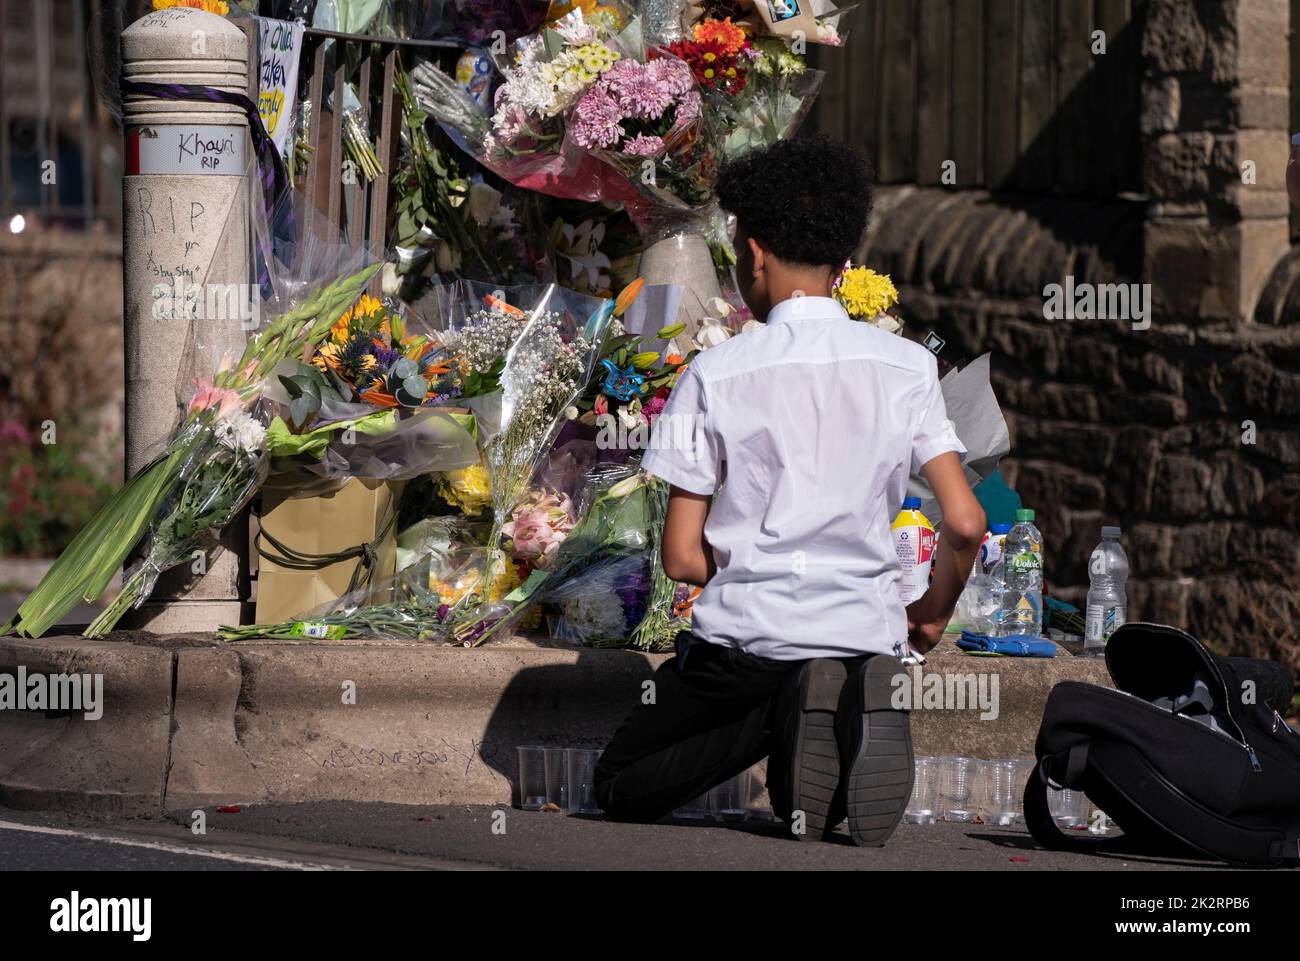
[[360, 388, 400, 409], [614, 277, 645, 317], [665, 353, 685, 366], [694, 17, 747, 56]]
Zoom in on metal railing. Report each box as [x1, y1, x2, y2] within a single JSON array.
[[296, 26, 460, 255]]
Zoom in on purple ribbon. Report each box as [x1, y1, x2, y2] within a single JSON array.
[[120, 79, 295, 298]]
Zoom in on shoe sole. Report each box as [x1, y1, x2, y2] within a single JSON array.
[[787, 659, 848, 842], [842, 656, 913, 847]]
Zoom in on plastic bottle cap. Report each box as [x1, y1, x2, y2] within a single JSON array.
[[903, 496, 922, 509], [1015, 508, 1035, 522], [1101, 526, 1122, 537], [990, 523, 1013, 534]]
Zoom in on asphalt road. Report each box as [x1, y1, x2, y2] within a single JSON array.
[[0, 802, 1273, 872]]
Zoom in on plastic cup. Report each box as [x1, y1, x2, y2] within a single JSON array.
[[981, 759, 1023, 826], [1009, 759, 1036, 824], [938, 756, 977, 822], [543, 747, 568, 811], [709, 770, 750, 821], [743, 762, 775, 822], [1048, 785, 1089, 828], [674, 792, 711, 820], [905, 756, 939, 824], [565, 748, 602, 815], [517, 746, 547, 810]]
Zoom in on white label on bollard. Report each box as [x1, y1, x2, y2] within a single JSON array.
[[127, 124, 246, 175]]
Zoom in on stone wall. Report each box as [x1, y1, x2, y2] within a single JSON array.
[[861, 185, 1300, 670], [854, 0, 1300, 673], [0, 230, 124, 471]]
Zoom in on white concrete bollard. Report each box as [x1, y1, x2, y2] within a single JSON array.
[[120, 6, 253, 632]]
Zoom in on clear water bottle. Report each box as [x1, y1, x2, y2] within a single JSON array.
[[976, 523, 1012, 632], [1084, 526, 1128, 655], [997, 509, 1042, 638]]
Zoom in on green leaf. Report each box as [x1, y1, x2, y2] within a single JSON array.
[[279, 373, 304, 399], [395, 374, 428, 407]]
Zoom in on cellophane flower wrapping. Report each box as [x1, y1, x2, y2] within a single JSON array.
[[76, 156, 384, 639], [451, 461, 652, 646], [408, 8, 646, 205], [568, 46, 717, 212]]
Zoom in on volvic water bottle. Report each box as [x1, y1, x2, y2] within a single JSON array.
[[1084, 526, 1129, 655], [997, 509, 1042, 637]]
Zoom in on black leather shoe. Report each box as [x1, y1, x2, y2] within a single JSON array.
[[769, 659, 848, 841], [836, 655, 914, 846]]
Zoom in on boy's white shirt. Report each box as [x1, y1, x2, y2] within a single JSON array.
[[642, 295, 966, 661]]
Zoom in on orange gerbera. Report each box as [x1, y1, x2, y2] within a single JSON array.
[[694, 17, 747, 56]]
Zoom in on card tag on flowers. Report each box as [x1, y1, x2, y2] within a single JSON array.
[[750, 0, 820, 40], [504, 568, 549, 603]]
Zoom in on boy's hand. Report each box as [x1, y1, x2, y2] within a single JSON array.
[[906, 599, 949, 653]]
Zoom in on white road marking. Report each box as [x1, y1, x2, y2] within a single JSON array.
[[0, 819, 344, 871]]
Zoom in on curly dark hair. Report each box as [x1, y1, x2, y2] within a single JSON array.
[[716, 135, 872, 269]]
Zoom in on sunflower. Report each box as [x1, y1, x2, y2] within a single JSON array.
[[329, 293, 387, 343]]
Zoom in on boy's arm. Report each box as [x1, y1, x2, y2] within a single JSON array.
[[661, 486, 716, 586], [907, 451, 986, 652]]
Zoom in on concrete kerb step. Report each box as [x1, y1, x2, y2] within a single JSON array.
[[0, 632, 1113, 816]]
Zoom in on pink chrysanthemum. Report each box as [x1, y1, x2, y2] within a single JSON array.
[[650, 56, 694, 97], [572, 88, 624, 149], [672, 90, 702, 128], [604, 59, 673, 120], [623, 133, 665, 157]]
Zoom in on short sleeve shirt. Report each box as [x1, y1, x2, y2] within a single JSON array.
[[641, 296, 966, 660]]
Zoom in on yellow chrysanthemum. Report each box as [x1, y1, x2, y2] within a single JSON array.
[[152, 0, 230, 14], [834, 266, 899, 320], [437, 463, 493, 516], [694, 17, 747, 56]]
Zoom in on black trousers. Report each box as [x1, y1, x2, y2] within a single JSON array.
[[593, 632, 866, 823]]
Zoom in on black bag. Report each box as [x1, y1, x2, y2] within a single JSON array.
[[1023, 622, 1300, 867]]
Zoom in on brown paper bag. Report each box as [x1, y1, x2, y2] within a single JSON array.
[[254, 477, 403, 624]]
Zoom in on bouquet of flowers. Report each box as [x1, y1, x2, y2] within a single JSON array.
[[5, 262, 382, 639], [833, 263, 902, 332], [569, 48, 715, 210], [411, 8, 646, 204], [669, 19, 824, 164]]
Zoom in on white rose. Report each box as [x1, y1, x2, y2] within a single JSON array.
[[467, 182, 502, 226], [380, 261, 401, 295], [872, 313, 902, 334]]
